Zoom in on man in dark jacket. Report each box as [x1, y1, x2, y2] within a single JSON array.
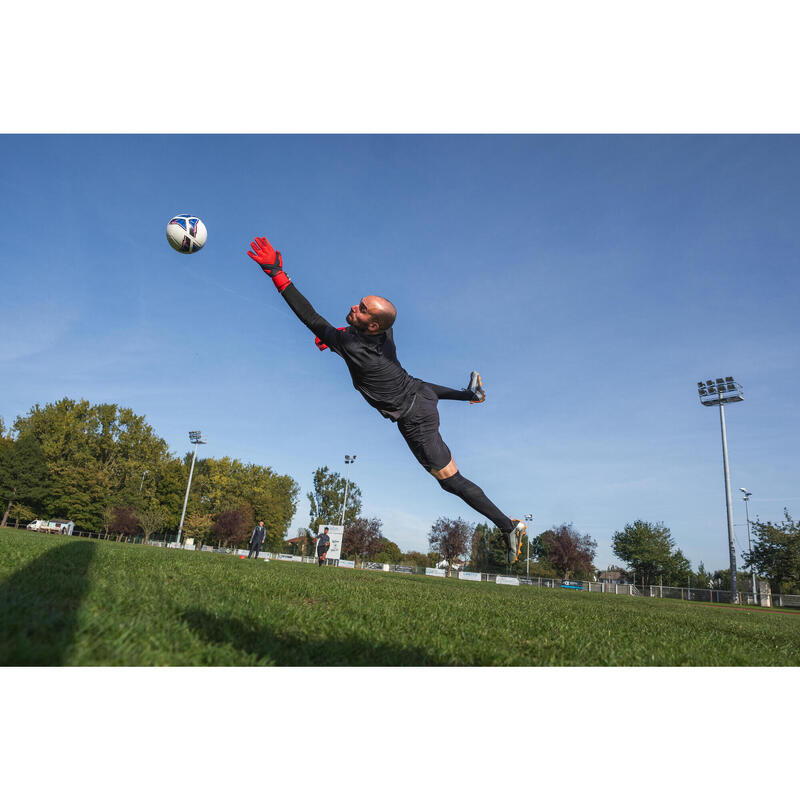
[[247, 236, 527, 565], [248, 520, 266, 559], [317, 527, 331, 566]]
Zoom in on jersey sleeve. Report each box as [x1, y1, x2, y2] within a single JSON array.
[[280, 283, 348, 350]]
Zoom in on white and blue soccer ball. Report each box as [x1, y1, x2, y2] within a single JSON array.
[[166, 214, 207, 253]]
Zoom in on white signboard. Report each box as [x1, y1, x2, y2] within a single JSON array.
[[277, 553, 302, 562], [318, 525, 344, 560], [496, 576, 519, 586], [459, 571, 482, 582], [236, 549, 249, 556], [337, 559, 355, 569], [425, 568, 446, 577]]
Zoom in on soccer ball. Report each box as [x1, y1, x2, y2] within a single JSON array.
[[166, 214, 207, 253]]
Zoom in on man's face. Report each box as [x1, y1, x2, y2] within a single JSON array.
[[347, 296, 379, 331]]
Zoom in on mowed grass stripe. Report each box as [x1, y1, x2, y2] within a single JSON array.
[[2, 528, 799, 666]]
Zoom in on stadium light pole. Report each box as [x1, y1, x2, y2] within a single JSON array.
[[697, 377, 744, 604], [340, 454, 357, 526], [740, 488, 757, 600], [139, 470, 148, 493], [176, 431, 206, 547], [524, 514, 533, 578]]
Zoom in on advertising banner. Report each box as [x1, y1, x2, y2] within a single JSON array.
[[337, 560, 355, 568], [458, 571, 481, 581], [425, 567, 446, 577], [318, 525, 344, 560], [496, 576, 519, 586]]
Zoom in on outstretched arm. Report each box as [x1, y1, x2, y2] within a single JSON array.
[[247, 236, 340, 343]]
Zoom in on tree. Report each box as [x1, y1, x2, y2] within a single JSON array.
[[612, 520, 676, 586], [307, 466, 362, 532], [101, 506, 116, 538], [153, 458, 189, 537], [402, 551, 434, 569], [663, 548, 691, 586], [192, 456, 299, 551], [532, 523, 597, 580], [10, 398, 175, 531], [138, 504, 168, 545], [9, 502, 35, 528], [428, 517, 473, 576], [693, 561, 712, 589], [373, 538, 402, 564], [0, 434, 51, 528], [711, 568, 757, 592], [182, 512, 213, 548], [2, 397, 300, 543], [110, 506, 140, 542], [470, 523, 509, 573], [742, 510, 800, 594], [212, 506, 254, 549], [342, 517, 383, 562]]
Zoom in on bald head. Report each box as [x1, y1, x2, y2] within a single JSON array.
[[368, 295, 396, 332], [347, 295, 397, 334]]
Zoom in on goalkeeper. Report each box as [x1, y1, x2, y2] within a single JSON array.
[[247, 236, 526, 564]]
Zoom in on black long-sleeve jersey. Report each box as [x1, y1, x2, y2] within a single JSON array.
[[280, 283, 420, 421]]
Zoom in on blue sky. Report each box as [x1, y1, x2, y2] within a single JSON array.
[[2, 134, 799, 573]]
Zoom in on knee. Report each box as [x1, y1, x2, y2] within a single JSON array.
[[438, 472, 465, 494], [431, 457, 458, 480]]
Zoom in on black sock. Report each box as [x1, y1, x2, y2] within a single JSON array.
[[427, 383, 474, 401], [438, 472, 513, 532]]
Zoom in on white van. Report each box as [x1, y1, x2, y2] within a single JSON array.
[[26, 519, 75, 535]]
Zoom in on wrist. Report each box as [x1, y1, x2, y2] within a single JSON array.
[[271, 272, 291, 292]]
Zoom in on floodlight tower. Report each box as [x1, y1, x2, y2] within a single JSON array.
[[740, 488, 757, 600], [340, 454, 357, 526], [176, 430, 206, 547], [697, 377, 744, 603], [524, 514, 533, 578]]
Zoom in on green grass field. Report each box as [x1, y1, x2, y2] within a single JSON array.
[[2, 527, 799, 666]]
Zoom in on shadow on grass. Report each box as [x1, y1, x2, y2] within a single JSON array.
[[182, 609, 447, 666], [0, 540, 96, 666]]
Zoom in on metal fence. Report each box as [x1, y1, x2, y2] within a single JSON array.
[[21, 525, 800, 609]]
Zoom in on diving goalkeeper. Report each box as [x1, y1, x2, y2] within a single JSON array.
[[247, 236, 526, 564]]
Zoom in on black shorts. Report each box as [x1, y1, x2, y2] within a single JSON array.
[[396, 382, 452, 472]]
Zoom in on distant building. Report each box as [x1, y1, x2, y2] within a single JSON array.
[[596, 569, 626, 584], [285, 535, 311, 556]]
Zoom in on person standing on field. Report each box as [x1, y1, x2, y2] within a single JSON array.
[[248, 520, 266, 559], [317, 526, 331, 566]]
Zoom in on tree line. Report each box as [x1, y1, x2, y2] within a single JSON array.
[[3, 400, 797, 590], [0, 398, 299, 552]]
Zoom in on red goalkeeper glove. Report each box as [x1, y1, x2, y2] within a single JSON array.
[[247, 236, 291, 292]]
